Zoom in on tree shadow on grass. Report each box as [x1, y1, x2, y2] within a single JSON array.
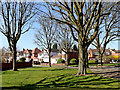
[[91, 71, 120, 80], [2, 74, 120, 90]]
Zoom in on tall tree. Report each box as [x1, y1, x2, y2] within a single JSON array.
[[0, 2, 36, 71], [40, 1, 114, 75], [0, 47, 10, 62], [56, 25, 74, 66], [92, 3, 120, 65], [0, 47, 6, 62], [34, 18, 57, 67]]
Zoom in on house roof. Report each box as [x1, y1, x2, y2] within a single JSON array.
[[115, 50, 120, 53], [51, 55, 61, 58], [69, 49, 78, 52], [111, 49, 120, 53], [38, 51, 44, 54], [32, 48, 41, 54], [90, 48, 110, 55], [51, 49, 59, 52], [25, 49, 32, 54], [17, 51, 23, 55]]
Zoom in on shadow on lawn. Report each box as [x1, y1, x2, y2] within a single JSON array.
[[2, 74, 120, 90], [92, 70, 120, 80]]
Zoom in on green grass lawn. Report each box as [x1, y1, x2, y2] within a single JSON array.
[[2, 67, 120, 89]]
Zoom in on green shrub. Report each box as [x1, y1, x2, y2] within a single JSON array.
[[70, 58, 78, 64], [57, 58, 65, 64], [88, 60, 96, 63], [19, 57, 26, 62], [41, 60, 44, 63]]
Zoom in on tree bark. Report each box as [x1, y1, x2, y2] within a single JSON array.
[[100, 54, 103, 66], [97, 48, 103, 66], [48, 48, 51, 67], [12, 43, 17, 71], [85, 51, 89, 68], [66, 53, 69, 66], [77, 38, 87, 75]]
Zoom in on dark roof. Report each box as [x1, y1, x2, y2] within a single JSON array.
[[111, 49, 120, 53], [90, 48, 110, 55], [115, 50, 120, 53], [32, 48, 41, 54], [25, 49, 32, 54], [51, 49, 59, 52]]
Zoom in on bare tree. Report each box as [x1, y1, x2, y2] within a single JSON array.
[[39, 1, 116, 75], [0, 47, 10, 62], [56, 25, 74, 66], [0, 47, 6, 63], [52, 25, 74, 66], [92, 3, 120, 66], [34, 18, 57, 67], [0, 2, 36, 71]]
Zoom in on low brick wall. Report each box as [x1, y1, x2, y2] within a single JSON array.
[[40, 62, 49, 65], [52, 63, 65, 66], [2, 61, 32, 71], [2, 63, 12, 70]]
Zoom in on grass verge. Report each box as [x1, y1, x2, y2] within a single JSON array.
[[2, 67, 120, 89]]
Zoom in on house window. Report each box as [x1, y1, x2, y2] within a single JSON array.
[[94, 52, 97, 55], [35, 55, 37, 57], [106, 52, 109, 55]]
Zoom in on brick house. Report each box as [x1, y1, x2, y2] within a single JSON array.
[[88, 48, 111, 60], [110, 49, 120, 56], [31, 48, 41, 63], [61, 49, 78, 63], [23, 49, 32, 62]]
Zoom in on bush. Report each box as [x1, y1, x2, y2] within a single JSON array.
[[70, 58, 78, 64], [41, 60, 44, 63], [88, 60, 96, 63], [19, 57, 26, 62], [57, 58, 65, 64]]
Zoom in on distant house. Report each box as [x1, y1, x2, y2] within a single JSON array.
[[23, 49, 32, 62], [17, 51, 24, 61], [4, 53, 12, 62], [51, 55, 61, 64], [110, 49, 120, 56], [61, 49, 78, 63], [4, 48, 78, 64], [38, 49, 60, 64], [88, 48, 111, 60], [31, 48, 41, 63]]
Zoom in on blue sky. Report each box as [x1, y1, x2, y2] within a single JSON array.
[[0, 2, 119, 51], [0, 28, 119, 51]]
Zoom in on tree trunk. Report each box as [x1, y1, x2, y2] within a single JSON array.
[[12, 43, 17, 71], [77, 39, 87, 75], [97, 48, 103, 66], [85, 51, 89, 68], [66, 53, 69, 66], [100, 54, 103, 66], [48, 49, 51, 67]]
